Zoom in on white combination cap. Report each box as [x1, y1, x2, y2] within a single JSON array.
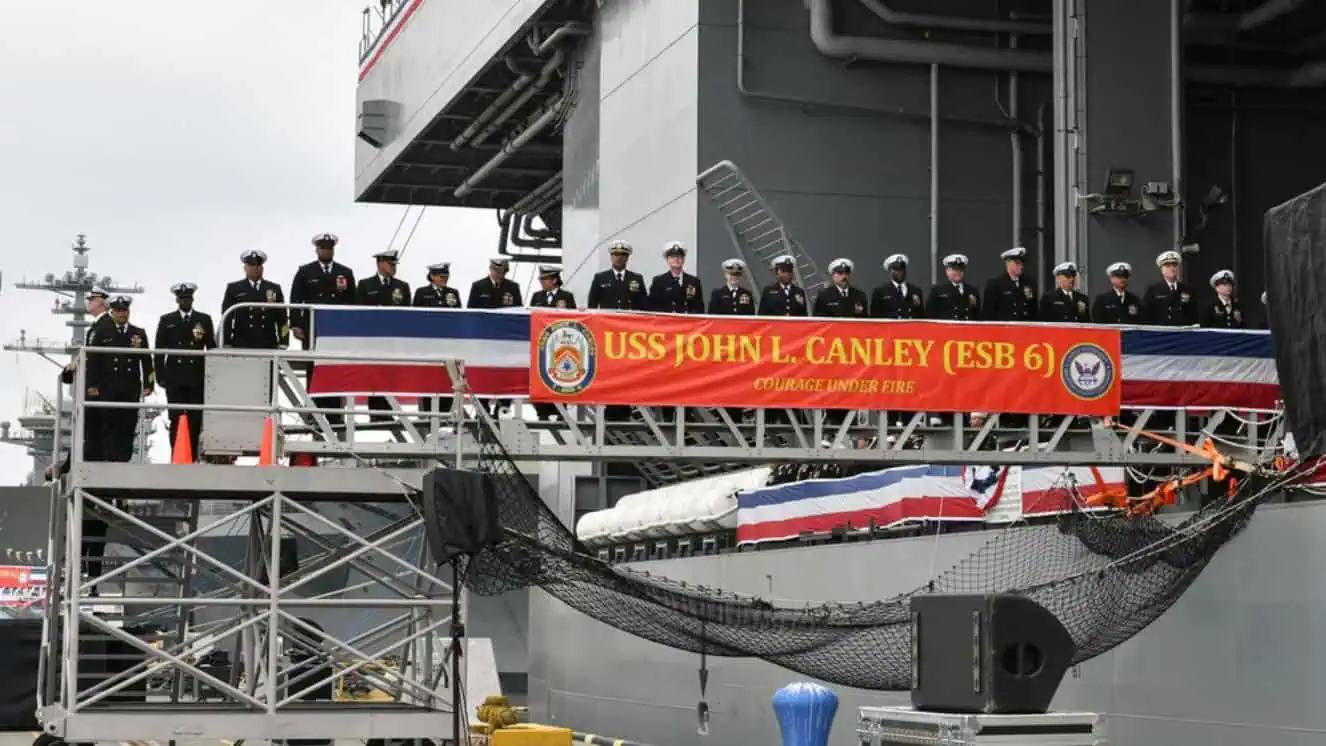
[[661, 241, 686, 257], [1052, 261, 1077, 276], [942, 253, 969, 268], [490, 256, 511, 266], [722, 258, 746, 273], [771, 254, 795, 268], [1001, 246, 1027, 261], [828, 258, 854, 273], [170, 282, 198, 295], [1156, 249, 1182, 267], [373, 249, 400, 261], [608, 240, 633, 255], [1209, 269, 1235, 288], [883, 253, 909, 268], [312, 233, 339, 247], [240, 249, 267, 264], [1107, 261, 1132, 276]]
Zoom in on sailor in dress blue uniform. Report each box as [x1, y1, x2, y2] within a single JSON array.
[[982, 246, 1037, 321], [757, 254, 809, 317], [925, 253, 980, 320], [869, 253, 925, 319], [812, 258, 869, 318], [1141, 249, 1198, 326], [221, 250, 288, 349], [707, 259, 756, 315], [647, 241, 704, 314], [1199, 269, 1245, 329], [586, 241, 648, 310], [1091, 262, 1142, 324], [1039, 262, 1091, 323], [154, 283, 216, 460]]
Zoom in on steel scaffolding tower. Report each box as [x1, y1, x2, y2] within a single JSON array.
[[36, 303, 1284, 743]]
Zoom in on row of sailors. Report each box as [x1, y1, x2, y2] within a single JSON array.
[[59, 234, 1263, 465], [227, 236, 1261, 350]]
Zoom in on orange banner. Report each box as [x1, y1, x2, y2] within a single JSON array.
[[529, 312, 1121, 415]]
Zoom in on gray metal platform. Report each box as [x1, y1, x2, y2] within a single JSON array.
[[72, 462, 429, 500]]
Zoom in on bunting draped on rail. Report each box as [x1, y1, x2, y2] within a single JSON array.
[[306, 308, 1278, 413]]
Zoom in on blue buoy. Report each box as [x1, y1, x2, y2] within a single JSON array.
[[772, 681, 839, 746]]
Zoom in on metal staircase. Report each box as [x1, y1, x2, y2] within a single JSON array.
[[696, 160, 828, 292]]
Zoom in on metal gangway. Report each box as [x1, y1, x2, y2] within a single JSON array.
[[37, 303, 1285, 743]]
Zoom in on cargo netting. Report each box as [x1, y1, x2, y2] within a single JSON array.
[[458, 417, 1294, 691]]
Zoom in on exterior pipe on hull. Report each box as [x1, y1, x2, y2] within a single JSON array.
[[454, 98, 565, 199], [1036, 105, 1048, 289], [1052, 0, 1068, 267], [808, 0, 1051, 73], [858, 0, 1306, 41], [536, 22, 591, 56], [471, 48, 566, 149], [930, 63, 940, 288], [857, 0, 1049, 35], [1172, 0, 1186, 254], [811, 0, 1326, 88], [737, 0, 1026, 132], [1010, 35, 1023, 250]]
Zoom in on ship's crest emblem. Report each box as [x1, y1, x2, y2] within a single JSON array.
[[537, 320, 598, 396]]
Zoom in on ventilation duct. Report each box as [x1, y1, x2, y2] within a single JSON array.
[[357, 99, 393, 149]]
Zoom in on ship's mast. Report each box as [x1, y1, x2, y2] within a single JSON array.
[[1, 235, 157, 480]]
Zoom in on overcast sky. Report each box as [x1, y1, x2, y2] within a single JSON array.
[[0, 1, 519, 482]]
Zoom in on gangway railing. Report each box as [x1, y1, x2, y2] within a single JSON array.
[[198, 302, 1284, 473]]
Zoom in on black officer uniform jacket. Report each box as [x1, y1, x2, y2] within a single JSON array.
[[869, 281, 925, 319], [86, 322, 155, 400], [1039, 288, 1092, 323], [1091, 289, 1143, 324], [153, 309, 217, 390], [813, 284, 869, 318], [647, 272, 705, 314], [467, 277, 524, 309], [221, 278, 288, 349], [61, 314, 114, 385], [413, 284, 463, 308], [925, 281, 981, 321], [1199, 297, 1246, 329], [289, 260, 356, 343], [757, 282, 809, 317], [530, 288, 577, 309], [708, 284, 756, 315], [356, 274, 411, 307], [982, 274, 1038, 321], [586, 269, 648, 310], [1141, 280, 1199, 326]]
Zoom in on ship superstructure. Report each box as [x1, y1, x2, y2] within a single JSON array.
[[0, 234, 155, 481], [348, 1, 1326, 745]]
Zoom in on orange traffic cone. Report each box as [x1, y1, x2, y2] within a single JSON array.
[[172, 415, 194, 465], [257, 416, 277, 466]]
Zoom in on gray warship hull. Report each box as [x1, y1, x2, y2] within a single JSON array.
[[528, 497, 1322, 746], [345, 0, 1326, 743]]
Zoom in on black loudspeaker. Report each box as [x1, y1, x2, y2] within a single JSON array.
[[0, 619, 41, 730], [259, 537, 300, 585], [420, 469, 503, 564], [910, 593, 1074, 715]]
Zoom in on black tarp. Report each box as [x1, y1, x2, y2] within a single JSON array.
[[1264, 181, 1326, 458]]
